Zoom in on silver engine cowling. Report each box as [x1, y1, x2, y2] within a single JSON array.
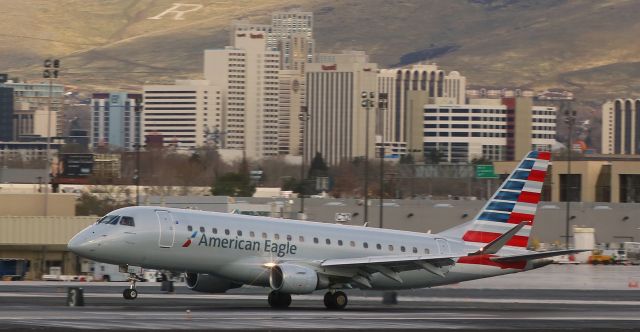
[[185, 273, 242, 293], [269, 263, 329, 294]]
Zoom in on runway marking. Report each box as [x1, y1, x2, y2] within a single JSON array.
[[2, 292, 640, 306]]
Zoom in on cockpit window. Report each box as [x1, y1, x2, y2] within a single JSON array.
[[97, 215, 120, 225], [120, 216, 135, 227]]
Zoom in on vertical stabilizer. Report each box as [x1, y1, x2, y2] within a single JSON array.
[[439, 151, 551, 249]]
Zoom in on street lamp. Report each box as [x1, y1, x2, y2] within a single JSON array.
[[298, 106, 310, 219], [564, 108, 577, 249], [134, 101, 143, 206], [361, 91, 376, 225], [43, 58, 60, 216], [377, 93, 389, 229]]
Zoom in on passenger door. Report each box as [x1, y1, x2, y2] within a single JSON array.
[[156, 210, 175, 248]]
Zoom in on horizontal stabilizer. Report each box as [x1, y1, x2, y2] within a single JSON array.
[[490, 249, 590, 262], [469, 222, 527, 256]]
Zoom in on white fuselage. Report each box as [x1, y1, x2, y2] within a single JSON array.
[[68, 206, 537, 290]]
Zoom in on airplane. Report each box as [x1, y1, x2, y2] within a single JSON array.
[[68, 151, 585, 309]]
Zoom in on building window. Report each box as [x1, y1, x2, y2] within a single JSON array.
[[559, 174, 581, 202]]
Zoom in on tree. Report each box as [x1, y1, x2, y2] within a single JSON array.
[[211, 172, 256, 197], [399, 154, 415, 164], [308, 152, 329, 178], [211, 154, 256, 196], [426, 149, 446, 164]]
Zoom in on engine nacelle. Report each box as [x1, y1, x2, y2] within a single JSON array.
[[185, 273, 242, 293], [269, 263, 328, 294]]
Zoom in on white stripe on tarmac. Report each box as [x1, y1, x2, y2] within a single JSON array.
[[2, 292, 640, 306]]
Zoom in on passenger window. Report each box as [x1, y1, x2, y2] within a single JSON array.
[[400, 246, 406, 252], [424, 248, 430, 254], [119, 216, 135, 227], [199, 226, 205, 233], [299, 236, 304, 242], [212, 228, 218, 234], [363, 242, 369, 249], [287, 235, 292, 241], [225, 229, 230, 235], [338, 240, 343, 246], [313, 237, 319, 244], [388, 245, 394, 251], [350, 241, 355, 247], [376, 244, 382, 250], [188, 225, 193, 232], [250, 231, 255, 238], [237, 230, 242, 236], [274, 233, 280, 240], [262, 232, 267, 239], [413, 247, 418, 254], [325, 239, 331, 245]]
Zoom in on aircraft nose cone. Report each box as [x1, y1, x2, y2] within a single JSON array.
[[67, 233, 93, 257]]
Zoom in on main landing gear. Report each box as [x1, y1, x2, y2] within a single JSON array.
[[268, 290, 292, 308], [266, 290, 349, 310], [324, 291, 348, 310], [123, 273, 138, 300]]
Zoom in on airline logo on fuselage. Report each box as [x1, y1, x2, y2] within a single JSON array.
[[194, 234, 297, 257]]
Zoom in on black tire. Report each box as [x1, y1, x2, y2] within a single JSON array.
[[123, 288, 138, 300], [268, 291, 291, 309], [333, 291, 348, 310], [324, 292, 334, 308]]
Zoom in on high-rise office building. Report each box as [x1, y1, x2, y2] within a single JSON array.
[[417, 97, 556, 163], [204, 32, 281, 159], [277, 70, 305, 156], [90, 93, 142, 151], [143, 80, 222, 150], [0, 87, 13, 142], [305, 51, 378, 165], [271, 11, 314, 71], [0, 79, 64, 139], [378, 64, 466, 144], [602, 99, 640, 154]]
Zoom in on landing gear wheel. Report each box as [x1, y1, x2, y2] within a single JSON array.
[[268, 291, 292, 308], [123, 272, 139, 300], [324, 291, 348, 310], [123, 288, 138, 300]]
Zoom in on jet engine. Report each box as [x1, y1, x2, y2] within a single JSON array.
[[269, 263, 329, 294], [185, 273, 242, 293]]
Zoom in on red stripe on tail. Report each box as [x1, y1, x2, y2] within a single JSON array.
[[463, 230, 529, 247], [517, 191, 540, 204]]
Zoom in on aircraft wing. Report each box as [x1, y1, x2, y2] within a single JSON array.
[[317, 254, 462, 286], [490, 249, 589, 262]]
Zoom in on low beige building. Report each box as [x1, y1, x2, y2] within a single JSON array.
[[0, 216, 96, 279], [494, 159, 640, 203], [0, 193, 76, 216]]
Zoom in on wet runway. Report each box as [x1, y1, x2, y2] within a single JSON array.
[[1, 265, 640, 330]]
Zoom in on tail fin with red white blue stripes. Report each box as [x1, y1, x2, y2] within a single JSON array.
[[439, 151, 551, 250]]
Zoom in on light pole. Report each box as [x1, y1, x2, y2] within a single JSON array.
[[378, 93, 388, 229], [361, 91, 376, 225], [564, 108, 577, 249], [134, 101, 143, 206], [298, 106, 310, 219], [42, 59, 60, 216]]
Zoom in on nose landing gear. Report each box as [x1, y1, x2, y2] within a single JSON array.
[[123, 274, 139, 300]]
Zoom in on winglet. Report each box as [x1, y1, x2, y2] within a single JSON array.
[[469, 222, 528, 256]]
